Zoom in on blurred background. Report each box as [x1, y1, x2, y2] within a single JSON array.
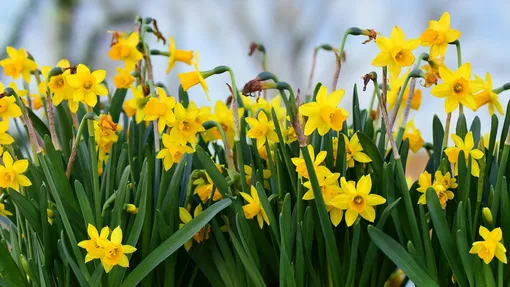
[[1, 0, 509, 178]]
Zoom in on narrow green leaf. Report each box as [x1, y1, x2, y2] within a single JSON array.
[[0, 239, 28, 287], [255, 182, 280, 247], [367, 226, 438, 287], [109, 88, 128, 122], [426, 188, 468, 287], [120, 199, 232, 287], [357, 132, 383, 179]]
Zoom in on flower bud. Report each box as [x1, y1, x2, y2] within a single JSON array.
[[126, 204, 139, 215], [483, 207, 493, 225], [47, 208, 55, 225]]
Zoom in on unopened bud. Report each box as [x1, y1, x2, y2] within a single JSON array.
[[47, 208, 55, 225], [483, 207, 493, 225], [126, 204, 139, 214]]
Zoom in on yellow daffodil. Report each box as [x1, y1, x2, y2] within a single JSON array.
[[108, 32, 143, 70], [445, 132, 484, 177], [66, 64, 108, 112], [170, 103, 205, 146], [0, 203, 12, 217], [372, 26, 420, 76], [240, 186, 270, 229], [336, 175, 386, 226], [0, 151, 31, 191], [0, 83, 22, 120], [402, 119, 424, 153], [144, 88, 177, 133], [125, 204, 138, 214], [179, 205, 211, 250], [0, 47, 37, 82], [166, 36, 194, 73], [292, 145, 327, 179], [210, 101, 244, 147], [193, 172, 222, 203], [124, 85, 150, 123], [178, 52, 209, 101], [475, 72, 504, 116], [435, 170, 458, 190], [0, 120, 14, 155], [23, 93, 43, 110], [113, 67, 135, 89], [94, 114, 121, 174], [343, 133, 372, 168], [470, 226, 507, 264], [420, 12, 461, 58], [188, 101, 212, 124], [416, 171, 454, 208], [78, 224, 110, 263], [157, 133, 194, 171], [431, 62, 484, 113], [299, 86, 349, 135], [246, 111, 279, 150], [98, 226, 137, 273], [44, 59, 74, 106], [302, 169, 345, 226]]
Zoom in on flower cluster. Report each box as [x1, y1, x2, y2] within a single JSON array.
[[78, 224, 136, 273], [95, 114, 122, 174], [417, 170, 457, 209]]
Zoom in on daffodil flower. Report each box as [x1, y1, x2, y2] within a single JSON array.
[[211, 101, 244, 147], [193, 172, 222, 203], [98, 226, 137, 273], [240, 186, 270, 229], [343, 133, 372, 168], [251, 95, 286, 122], [445, 132, 484, 177], [387, 69, 421, 111], [124, 85, 150, 123], [292, 145, 328, 179], [0, 120, 14, 155], [44, 59, 74, 106], [470, 226, 507, 264], [178, 52, 209, 101], [335, 175, 386, 226], [475, 72, 504, 116], [0, 151, 31, 191], [108, 32, 143, 70], [431, 62, 484, 113], [157, 134, 194, 171], [299, 86, 348, 136], [244, 165, 271, 189], [113, 67, 135, 89], [420, 12, 461, 58], [0, 46, 37, 82], [166, 36, 194, 73], [246, 111, 279, 150], [416, 171, 454, 209], [66, 64, 108, 112], [78, 224, 110, 263], [179, 205, 211, 250], [402, 119, 424, 153], [170, 103, 205, 146], [372, 26, 420, 76], [144, 87, 177, 133]]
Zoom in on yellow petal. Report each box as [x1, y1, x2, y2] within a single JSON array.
[[372, 52, 392, 67], [179, 207, 193, 224], [366, 194, 386, 206], [111, 226, 123, 244], [345, 209, 358, 227]]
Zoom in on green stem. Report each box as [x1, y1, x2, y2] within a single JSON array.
[[390, 69, 424, 130], [442, 113, 452, 151], [66, 112, 98, 178], [451, 40, 463, 113], [203, 121, 234, 170], [490, 131, 510, 221], [493, 83, 510, 94], [86, 108, 102, 228]]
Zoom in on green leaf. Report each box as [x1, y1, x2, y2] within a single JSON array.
[[8, 190, 42, 235], [57, 235, 90, 287], [357, 132, 383, 178], [178, 85, 189, 108], [109, 88, 128, 122], [120, 199, 232, 287], [426, 188, 468, 287], [0, 240, 28, 287], [367, 226, 438, 287], [255, 182, 280, 247], [74, 180, 95, 227], [195, 145, 232, 197], [301, 146, 342, 287], [432, 115, 444, 170], [346, 221, 361, 287], [456, 113, 468, 139], [456, 229, 474, 286], [352, 84, 362, 133]]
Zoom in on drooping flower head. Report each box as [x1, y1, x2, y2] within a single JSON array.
[[166, 36, 194, 73], [178, 52, 209, 101], [474, 72, 504, 116]]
